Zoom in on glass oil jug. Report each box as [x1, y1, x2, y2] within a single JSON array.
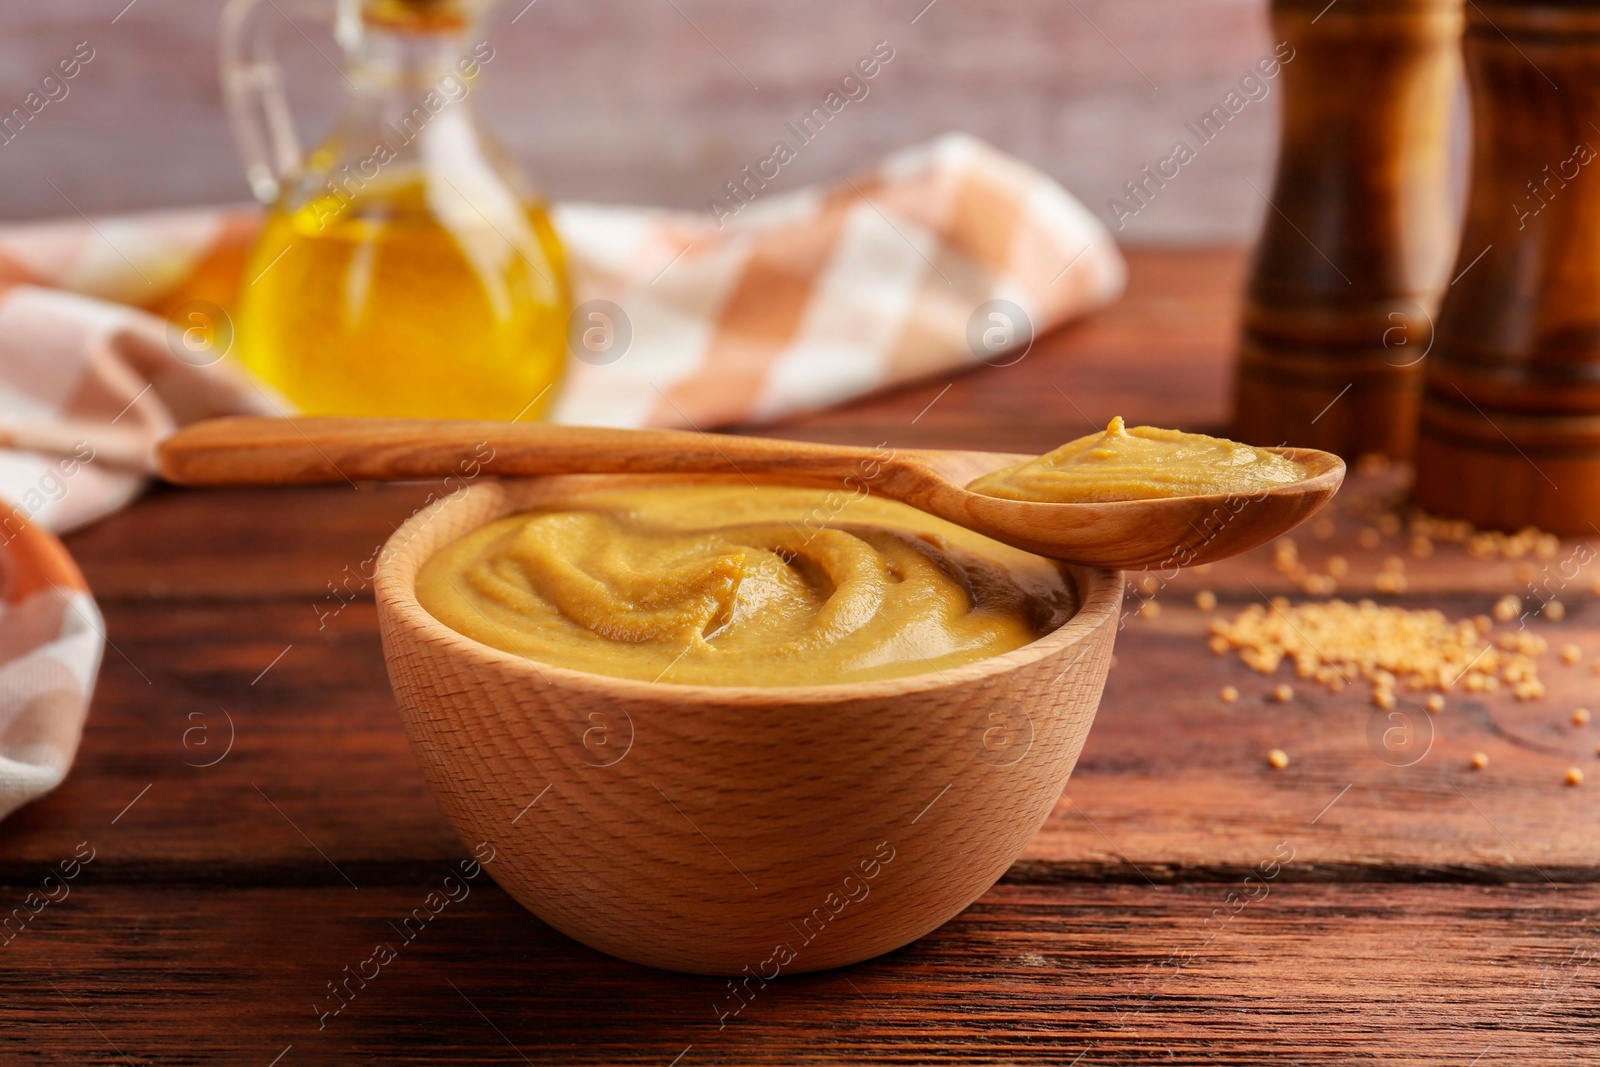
[[220, 0, 569, 420]]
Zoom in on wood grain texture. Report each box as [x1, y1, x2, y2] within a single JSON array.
[[5, 586, 1598, 883], [373, 475, 1121, 972], [0, 1, 1285, 242], [1415, 0, 1600, 533], [3, 248, 1595, 1057], [23, 248, 1595, 885], [155, 416, 1344, 568], [1232, 0, 1462, 460], [2, 883, 1597, 1064]]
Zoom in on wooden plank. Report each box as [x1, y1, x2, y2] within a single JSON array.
[[27, 247, 1595, 885], [63, 482, 442, 602], [1034, 601, 1600, 878], [65, 470, 1600, 601], [1, 882, 1594, 1064], [0, 600, 462, 871], [3, 594, 1596, 878], [6, 243, 1595, 1057], [1156, 460, 1600, 598]]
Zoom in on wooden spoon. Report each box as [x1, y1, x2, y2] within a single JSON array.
[[156, 416, 1344, 569]]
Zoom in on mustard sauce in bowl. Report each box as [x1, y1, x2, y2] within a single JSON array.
[[415, 483, 1074, 686]]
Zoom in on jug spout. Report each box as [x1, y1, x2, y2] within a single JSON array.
[[220, 0, 500, 203]]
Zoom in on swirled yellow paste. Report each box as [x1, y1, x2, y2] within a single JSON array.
[[415, 484, 1074, 686], [968, 416, 1306, 503]]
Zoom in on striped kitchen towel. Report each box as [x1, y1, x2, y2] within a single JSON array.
[[0, 509, 103, 823], [0, 132, 1123, 537]]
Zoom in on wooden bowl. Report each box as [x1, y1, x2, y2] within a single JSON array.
[[373, 476, 1123, 975]]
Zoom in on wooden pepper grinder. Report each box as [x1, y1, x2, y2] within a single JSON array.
[[1415, 0, 1600, 533], [1232, 0, 1462, 460]]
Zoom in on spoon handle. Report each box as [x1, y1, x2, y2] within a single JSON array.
[[156, 416, 890, 487]]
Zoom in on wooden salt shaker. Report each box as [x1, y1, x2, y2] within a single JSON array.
[[1232, 0, 1462, 460], [1414, 0, 1600, 533]]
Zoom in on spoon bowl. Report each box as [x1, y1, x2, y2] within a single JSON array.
[[157, 417, 1344, 569], [897, 444, 1345, 569]]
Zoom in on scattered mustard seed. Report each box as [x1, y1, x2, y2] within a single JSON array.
[[1195, 590, 1218, 612], [1140, 600, 1161, 620], [1220, 685, 1239, 703], [1326, 556, 1350, 579], [1405, 512, 1473, 544], [1574, 708, 1592, 726], [1470, 752, 1489, 770], [1426, 694, 1445, 714], [1546, 601, 1566, 622], [1373, 689, 1396, 710], [1209, 634, 1229, 655], [1561, 644, 1582, 665], [1411, 535, 1433, 558], [1460, 525, 1561, 561], [1209, 598, 1547, 699], [1373, 573, 1408, 595], [1567, 767, 1584, 787], [1267, 748, 1290, 770], [1272, 683, 1294, 703], [1355, 453, 1391, 477], [1492, 595, 1521, 622]]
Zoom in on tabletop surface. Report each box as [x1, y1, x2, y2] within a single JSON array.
[[5, 248, 1598, 1065]]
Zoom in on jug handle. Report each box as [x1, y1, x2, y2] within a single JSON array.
[[219, 0, 338, 203]]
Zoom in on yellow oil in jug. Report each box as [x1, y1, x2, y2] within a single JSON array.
[[235, 173, 569, 421]]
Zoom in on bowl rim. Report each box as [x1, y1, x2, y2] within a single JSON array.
[[374, 476, 1124, 706]]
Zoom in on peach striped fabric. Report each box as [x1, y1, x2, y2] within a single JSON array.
[[0, 509, 102, 822], [0, 132, 1120, 819], [555, 135, 1125, 427]]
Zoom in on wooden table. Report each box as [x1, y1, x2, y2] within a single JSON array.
[[6, 249, 1598, 1064]]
